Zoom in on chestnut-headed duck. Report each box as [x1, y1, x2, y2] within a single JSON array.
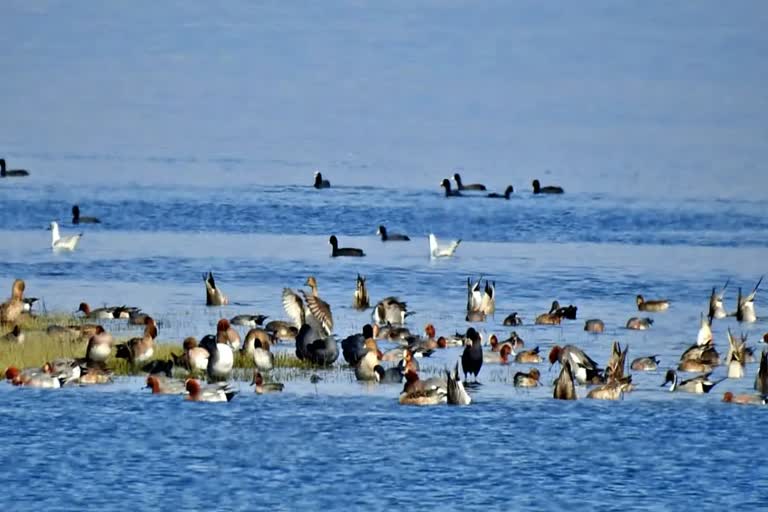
[[0, 158, 29, 177], [230, 314, 268, 328], [283, 276, 334, 336], [252, 370, 284, 394], [115, 317, 157, 364], [515, 346, 542, 364], [396, 349, 420, 373], [484, 344, 512, 365], [626, 317, 653, 330], [5, 365, 62, 388], [85, 326, 113, 363], [461, 328, 483, 381], [185, 379, 237, 402], [265, 320, 299, 340], [353, 274, 370, 310], [661, 370, 723, 394], [514, 368, 541, 388], [329, 235, 365, 257], [756, 350, 768, 396], [630, 355, 660, 372], [204, 271, 228, 306], [532, 179, 563, 194], [399, 370, 447, 406], [313, 171, 330, 189], [709, 280, 729, 320], [722, 391, 767, 405], [78, 302, 121, 320], [487, 185, 514, 199], [440, 178, 461, 197], [490, 332, 524, 352], [71, 205, 100, 224], [376, 225, 410, 242], [503, 312, 522, 326], [549, 344, 602, 385], [49, 221, 82, 251], [446, 362, 472, 405], [0, 279, 26, 325], [429, 233, 461, 258], [0, 325, 23, 344], [215, 318, 240, 351], [737, 276, 762, 323], [406, 323, 439, 352], [179, 336, 209, 373], [553, 362, 576, 400], [146, 375, 186, 395], [453, 173, 487, 191], [587, 380, 631, 400], [636, 294, 670, 312], [584, 319, 605, 333]]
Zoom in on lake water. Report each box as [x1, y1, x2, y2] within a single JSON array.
[[2, 1, 768, 510]]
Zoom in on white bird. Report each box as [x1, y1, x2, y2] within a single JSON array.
[[429, 233, 461, 259], [49, 221, 82, 251]]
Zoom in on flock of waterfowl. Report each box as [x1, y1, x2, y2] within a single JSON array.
[[2, 163, 766, 407]]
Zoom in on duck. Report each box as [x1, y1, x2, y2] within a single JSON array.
[[199, 333, 234, 382], [677, 360, 714, 373], [503, 312, 522, 326], [460, 328, 483, 381], [185, 379, 237, 402], [587, 380, 630, 400], [453, 173, 487, 191], [722, 391, 767, 405], [755, 350, 768, 395], [145, 375, 186, 395], [695, 312, 713, 346], [215, 318, 241, 351], [604, 341, 629, 383], [466, 311, 486, 322], [342, 324, 376, 366], [440, 178, 461, 197], [515, 346, 542, 364], [5, 366, 62, 388], [626, 317, 653, 330], [405, 324, 439, 352], [490, 332, 524, 352], [466, 277, 483, 312], [484, 344, 512, 365], [553, 362, 576, 400], [230, 314, 268, 328], [85, 326, 113, 363], [513, 368, 541, 388], [736, 277, 762, 323], [77, 302, 136, 320], [636, 294, 670, 312], [242, 331, 274, 372], [353, 274, 370, 310], [265, 320, 299, 340], [376, 225, 410, 241], [71, 205, 100, 224], [487, 185, 513, 199], [481, 280, 495, 315], [0, 158, 29, 177], [115, 317, 157, 364], [446, 362, 472, 405], [203, 271, 228, 306], [532, 179, 563, 194], [0, 325, 23, 344], [429, 233, 461, 258], [396, 349, 420, 374], [295, 324, 339, 366], [78, 367, 113, 385], [584, 319, 605, 333], [399, 370, 447, 405], [726, 329, 749, 379], [630, 355, 660, 371], [252, 370, 284, 394], [372, 297, 408, 325], [549, 344, 602, 385], [355, 346, 383, 382], [709, 280, 729, 320], [535, 309, 561, 326], [329, 235, 365, 257], [49, 221, 82, 251], [661, 369, 722, 394], [374, 323, 411, 342], [313, 171, 331, 189], [283, 276, 334, 335], [142, 359, 174, 378], [240, 327, 273, 357], [679, 341, 720, 367], [176, 336, 209, 373]]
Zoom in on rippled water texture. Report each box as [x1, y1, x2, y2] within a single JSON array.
[[2, 1, 768, 510]]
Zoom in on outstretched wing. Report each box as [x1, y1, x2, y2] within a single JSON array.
[[282, 288, 305, 328]]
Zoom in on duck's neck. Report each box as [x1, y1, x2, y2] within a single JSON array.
[[0, 159, 5, 175], [308, 283, 318, 297], [51, 224, 60, 243]]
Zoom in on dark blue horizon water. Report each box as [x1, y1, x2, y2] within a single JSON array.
[[3, 1, 768, 510]]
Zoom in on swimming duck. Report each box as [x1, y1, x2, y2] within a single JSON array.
[[722, 391, 767, 405], [513, 368, 541, 388], [146, 375, 186, 395], [534, 309, 561, 326], [429, 233, 461, 258], [230, 314, 268, 328], [115, 317, 157, 364], [440, 178, 461, 197], [215, 318, 241, 351], [553, 362, 576, 400], [755, 350, 768, 395], [199, 332, 234, 382], [374, 323, 412, 342], [295, 324, 339, 366], [0, 158, 29, 177], [584, 319, 605, 333], [71, 205, 100, 224], [313, 171, 330, 189], [283, 276, 334, 335], [549, 344, 602, 385], [329, 235, 365, 257], [399, 370, 447, 405], [484, 344, 512, 365], [5, 366, 62, 388], [503, 312, 522, 326], [49, 221, 82, 251], [552, 301, 578, 320], [0, 325, 23, 344], [453, 173, 487, 191], [252, 370, 284, 394], [487, 185, 514, 199], [461, 328, 483, 381], [636, 295, 670, 312], [405, 324, 439, 352], [709, 280, 729, 320], [679, 340, 720, 367], [677, 360, 714, 373], [185, 379, 237, 402], [515, 346, 542, 364], [203, 272, 228, 306], [661, 370, 722, 394], [587, 380, 631, 401], [490, 332, 524, 352], [376, 225, 410, 241], [265, 320, 299, 340], [532, 179, 563, 194], [630, 355, 659, 371], [78, 366, 113, 385], [353, 274, 370, 310], [626, 317, 653, 330], [736, 277, 762, 323], [85, 326, 113, 363], [604, 341, 629, 383], [372, 296, 408, 325], [0, 279, 26, 325], [726, 329, 749, 379], [446, 362, 472, 405]]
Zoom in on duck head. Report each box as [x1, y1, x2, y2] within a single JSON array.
[[425, 323, 436, 338], [11, 279, 25, 300], [548, 345, 562, 366], [146, 375, 161, 393]]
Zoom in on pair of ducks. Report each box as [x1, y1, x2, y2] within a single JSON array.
[[534, 300, 577, 325], [440, 174, 564, 197], [466, 276, 495, 322], [709, 277, 762, 323]]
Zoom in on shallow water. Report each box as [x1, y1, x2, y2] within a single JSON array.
[[2, 1, 768, 510]]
